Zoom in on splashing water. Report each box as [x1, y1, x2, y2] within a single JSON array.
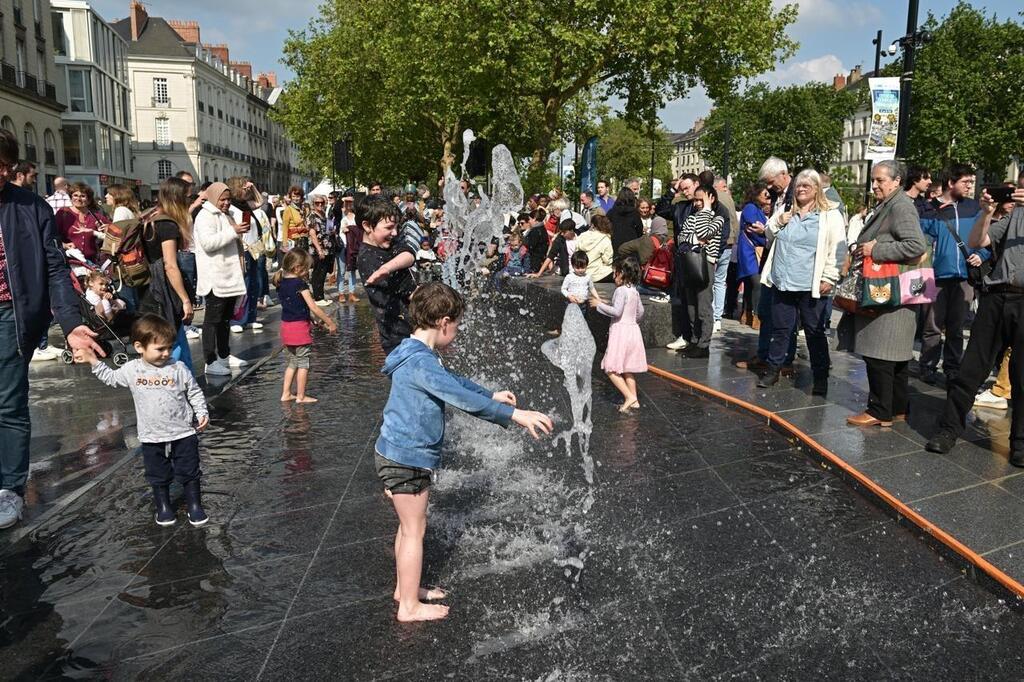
[[440, 129, 524, 291]]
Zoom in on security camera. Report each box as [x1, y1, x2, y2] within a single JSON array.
[[887, 42, 899, 56]]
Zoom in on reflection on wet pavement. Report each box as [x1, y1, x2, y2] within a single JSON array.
[[1, 295, 1022, 679]]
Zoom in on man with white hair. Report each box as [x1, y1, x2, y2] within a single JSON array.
[[626, 177, 642, 195], [46, 177, 72, 213]]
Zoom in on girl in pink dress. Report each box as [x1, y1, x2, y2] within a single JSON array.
[[591, 257, 647, 412]]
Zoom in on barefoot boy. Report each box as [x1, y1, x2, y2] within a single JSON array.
[[376, 282, 553, 621]]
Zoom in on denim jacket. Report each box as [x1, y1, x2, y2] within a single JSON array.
[[376, 337, 514, 470]]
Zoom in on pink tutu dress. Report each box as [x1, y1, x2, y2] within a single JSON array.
[[597, 285, 648, 374]]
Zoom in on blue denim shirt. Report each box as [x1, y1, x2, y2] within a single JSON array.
[[771, 210, 820, 292], [376, 338, 515, 470]]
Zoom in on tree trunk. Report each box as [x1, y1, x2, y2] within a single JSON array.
[[526, 96, 562, 193]]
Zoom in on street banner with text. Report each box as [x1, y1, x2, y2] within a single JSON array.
[[867, 77, 901, 162]]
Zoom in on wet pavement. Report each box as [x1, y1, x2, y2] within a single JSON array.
[[2, 290, 1024, 679]]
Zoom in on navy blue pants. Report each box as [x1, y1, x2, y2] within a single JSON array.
[[757, 285, 797, 365], [141, 434, 201, 487], [768, 290, 830, 378], [0, 305, 30, 494]]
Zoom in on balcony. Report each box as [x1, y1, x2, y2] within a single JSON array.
[[151, 97, 171, 107], [152, 141, 173, 151]]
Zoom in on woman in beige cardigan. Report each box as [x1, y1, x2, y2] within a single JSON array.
[[757, 169, 846, 395], [577, 215, 615, 283]]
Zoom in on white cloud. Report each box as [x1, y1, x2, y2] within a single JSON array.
[[775, 0, 884, 30], [762, 54, 846, 87]]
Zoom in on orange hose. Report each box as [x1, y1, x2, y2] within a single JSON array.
[[648, 364, 1024, 599]]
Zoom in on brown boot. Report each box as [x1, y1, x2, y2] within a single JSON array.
[[347, 293, 360, 304]]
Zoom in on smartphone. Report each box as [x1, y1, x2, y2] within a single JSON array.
[[242, 210, 253, 226], [984, 185, 1014, 203]]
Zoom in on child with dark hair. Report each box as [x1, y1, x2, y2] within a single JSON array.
[[356, 195, 422, 353], [561, 250, 597, 308], [376, 282, 553, 622], [590, 257, 648, 412], [75, 314, 210, 526]]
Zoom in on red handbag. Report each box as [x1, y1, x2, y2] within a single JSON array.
[[641, 237, 674, 290]]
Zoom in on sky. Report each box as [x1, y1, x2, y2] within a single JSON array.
[[93, 0, 1020, 134]]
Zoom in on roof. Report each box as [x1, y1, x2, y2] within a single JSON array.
[[110, 17, 196, 59]]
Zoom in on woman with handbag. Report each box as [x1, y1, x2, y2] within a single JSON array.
[[736, 182, 771, 328], [756, 170, 846, 395], [307, 194, 338, 306], [194, 182, 249, 377], [846, 160, 928, 427], [674, 185, 724, 359], [226, 177, 270, 333], [137, 177, 195, 370]]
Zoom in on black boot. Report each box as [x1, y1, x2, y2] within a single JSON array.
[[183, 480, 209, 527], [757, 367, 781, 388], [152, 485, 176, 526], [812, 375, 829, 396]]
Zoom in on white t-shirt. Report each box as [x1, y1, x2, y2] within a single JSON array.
[[416, 249, 438, 262], [561, 272, 594, 301], [112, 206, 135, 222], [86, 289, 112, 317]]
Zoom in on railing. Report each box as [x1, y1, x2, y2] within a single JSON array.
[[15, 70, 26, 88], [23, 144, 37, 162], [152, 141, 173, 150], [151, 96, 171, 107], [1, 62, 16, 86], [45, 150, 56, 165]]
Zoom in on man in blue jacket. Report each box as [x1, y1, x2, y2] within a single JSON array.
[[918, 164, 989, 385], [0, 129, 102, 529]]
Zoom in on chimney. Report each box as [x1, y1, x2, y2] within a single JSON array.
[[258, 71, 278, 88], [129, 0, 148, 41], [256, 74, 270, 89], [230, 61, 253, 79], [168, 20, 200, 44], [848, 65, 863, 84], [833, 73, 847, 91], [204, 43, 230, 65]]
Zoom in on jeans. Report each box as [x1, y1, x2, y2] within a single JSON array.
[[142, 434, 201, 487], [939, 291, 1024, 454], [237, 254, 265, 327], [0, 305, 30, 494], [768, 291, 829, 377], [337, 249, 358, 294], [864, 357, 910, 421], [756, 286, 797, 365], [202, 293, 237, 364], [713, 248, 732, 322], [176, 252, 198, 305], [171, 323, 193, 372], [920, 278, 973, 376]]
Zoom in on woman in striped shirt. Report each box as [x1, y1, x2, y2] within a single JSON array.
[[677, 186, 724, 358]]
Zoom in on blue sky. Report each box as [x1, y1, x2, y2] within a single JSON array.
[[93, 0, 1020, 134]]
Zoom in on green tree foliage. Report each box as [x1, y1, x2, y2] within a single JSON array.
[[594, 118, 673, 194], [903, 3, 1024, 178], [698, 82, 860, 190], [275, 0, 798, 189]]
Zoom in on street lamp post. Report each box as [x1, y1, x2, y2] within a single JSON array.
[[895, 0, 925, 161], [864, 30, 884, 205]]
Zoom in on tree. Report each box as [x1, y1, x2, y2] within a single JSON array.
[[903, 3, 1024, 179], [593, 118, 673, 195], [698, 82, 860, 190], [275, 0, 798, 189]]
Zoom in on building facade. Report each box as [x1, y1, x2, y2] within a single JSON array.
[[669, 119, 705, 179], [51, 0, 133, 195], [0, 0, 65, 194], [111, 1, 310, 197]]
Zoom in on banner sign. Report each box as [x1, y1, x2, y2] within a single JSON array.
[[579, 136, 598, 195], [867, 77, 901, 163]]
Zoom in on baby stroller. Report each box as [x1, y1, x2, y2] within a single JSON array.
[[61, 249, 136, 367]]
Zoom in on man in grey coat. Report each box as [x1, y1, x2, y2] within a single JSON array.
[[846, 160, 928, 428]]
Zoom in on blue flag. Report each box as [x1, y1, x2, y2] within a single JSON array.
[[579, 136, 598, 195]]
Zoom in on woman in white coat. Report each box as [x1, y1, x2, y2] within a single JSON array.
[[193, 182, 249, 376]]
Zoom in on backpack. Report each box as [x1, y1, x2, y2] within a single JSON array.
[[642, 236, 674, 290], [102, 217, 151, 288]]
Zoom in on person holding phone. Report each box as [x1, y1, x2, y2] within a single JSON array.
[[227, 177, 270, 334]]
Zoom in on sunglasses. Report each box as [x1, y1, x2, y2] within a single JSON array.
[[313, 201, 325, 206]]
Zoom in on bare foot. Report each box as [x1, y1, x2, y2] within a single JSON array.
[[396, 602, 449, 622], [394, 587, 447, 602], [295, 396, 318, 404], [280, 394, 296, 402]]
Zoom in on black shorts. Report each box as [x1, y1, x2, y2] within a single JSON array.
[[374, 453, 432, 495]]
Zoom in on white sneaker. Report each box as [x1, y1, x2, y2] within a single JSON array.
[[316, 299, 331, 307], [974, 389, 1009, 410], [205, 358, 232, 376], [247, 322, 264, 330], [230, 324, 244, 334], [262, 295, 273, 307], [713, 320, 722, 333], [0, 489, 24, 529], [31, 347, 59, 362], [226, 354, 249, 368], [185, 328, 201, 340], [666, 336, 689, 350]]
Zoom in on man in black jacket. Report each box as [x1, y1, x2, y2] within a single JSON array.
[[0, 129, 101, 528], [655, 173, 698, 243]]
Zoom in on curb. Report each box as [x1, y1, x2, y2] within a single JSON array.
[[648, 363, 1024, 601]]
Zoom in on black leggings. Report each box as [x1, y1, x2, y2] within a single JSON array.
[[202, 293, 237, 363], [311, 253, 335, 301]]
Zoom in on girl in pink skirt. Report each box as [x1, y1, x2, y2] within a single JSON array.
[[272, 249, 338, 403], [590, 257, 647, 412]]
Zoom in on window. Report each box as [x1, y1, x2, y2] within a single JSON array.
[[44, 129, 56, 165], [68, 69, 92, 112], [99, 125, 110, 168], [0, 117, 13, 134], [51, 13, 66, 56], [16, 39, 27, 87], [23, 125, 37, 162], [112, 130, 124, 172], [153, 77, 168, 105], [157, 159, 172, 180], [37, 49, 45, 85], [62, 125, 81, 166], [155, 117, 170, 146]]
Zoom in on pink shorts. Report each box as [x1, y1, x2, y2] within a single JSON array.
[[281, 320, 313, 346]]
